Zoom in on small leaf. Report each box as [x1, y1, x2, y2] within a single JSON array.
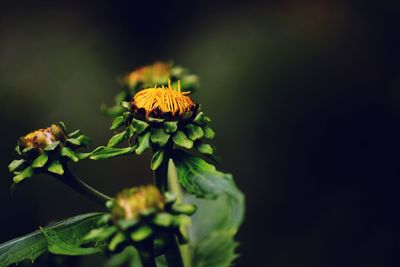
[[203, 126, 215, 139], [32, 153, 49, 168], [66, 138, 81, 146], [109, 232, 126, 252], [130, 226, 153, 242], [107, 131, 127, 147], [110, 115, 125, 130], [0, 213, 104, 267], [8, 159, 26, 172], [13, 166, 34, 183], [172, 131, 193, 149], [163, 121, 178, 133], [148, 117, 165, 123], [132, 118, 149, 134], [77, 134, 91, 146], [196, 143, 214, 155], [193, 112, 207, 125], [151, 150, 165, 171], [121, 101, 131, 110], [151, 127, 170, 147], [90, 146, 134, 160], [58, 121, 67, 132], [185, 124, 204, 141], [15, 145, 21, 155], [43, 141, 60, 151], [47, 160, 64, 175], [61, 147, 79, 162], [83, 226, 117, 243], [135, 132, 151, 155]]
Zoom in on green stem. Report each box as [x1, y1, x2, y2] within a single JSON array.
[[56, 166, 113, 206], [138, 240, 157, 267], [153, 148, 184, 267]]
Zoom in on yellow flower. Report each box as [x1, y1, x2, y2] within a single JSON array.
[[125, 62, 171, 87], [133, 80, 195, 117], [112, 185, 165, 220], [21, 128, 56, 149]]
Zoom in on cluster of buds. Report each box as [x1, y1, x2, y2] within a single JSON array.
[[8, 122, 90, 184], [91, 81, 217, 170], [84, 185, 196, 253], [103, 61, 199, 117]]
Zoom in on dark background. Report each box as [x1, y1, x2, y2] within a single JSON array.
[[1, 1, 400, 266]]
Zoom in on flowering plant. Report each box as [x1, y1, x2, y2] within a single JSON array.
[[0, 62, 244, 267]]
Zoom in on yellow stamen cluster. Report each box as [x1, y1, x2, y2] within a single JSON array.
[[23, 128, 56, 149], [113, 185, 165, 220], [133, 81, 195, 116]]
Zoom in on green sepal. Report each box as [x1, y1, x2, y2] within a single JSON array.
[[43, 141, 60, 151], [83, 226, 117, 243], [67, 135, 90, 147], [171, 203, 197, 215], [153, 213, 173, 227], [151, 127, 170, 147], [68, 130, 82, 138], [132, 118, 149, 134], [8, 159, 26, 172], [108, 131, 127, 148], [135, 132, 150, 155], [121, 101, 131, 111], [110, 115, 125, 130], [109, 232, 126, 252], [61, 147, 79, 162], [148, 117, 165, 123], [196, 143, 214, 155], [15, 145, 21, 155], [32, 153, 49, 168], [13, 166, 34, 183], [193, 112, 211, 125], [58, 121, 67, 132], [22, 146, 35, 154], [163, 121, 178, 133], [202, 125, 216, 139], [185, 124, 204, 141], [47, 160, 64, 175], [172, 131, 193, 149], [151, 150, 165, 171], [90, 146, 135, 160], [130, 226, 153, 242]]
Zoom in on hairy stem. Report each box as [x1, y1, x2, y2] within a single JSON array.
[[56, 166, 113, 206]]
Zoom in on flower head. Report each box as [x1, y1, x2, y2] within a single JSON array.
[[125, 61, 171, 88], [112, 185, 165, 221], [132, 81, 195, 119], [19, 124, 66, 150]]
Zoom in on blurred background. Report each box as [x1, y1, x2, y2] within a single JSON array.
[[1, 0, 399, 266]]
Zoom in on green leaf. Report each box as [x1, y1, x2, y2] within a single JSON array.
[[90, 146, 134, 160], [135, 132, 151, 155], [13, 166, 34, 183], [195, 143, 214, 155], [185, 124, 204, 141], [32, 153, 49, 168], [0, 213, 104, 266], [68, 129, 82, 138], [61, 147, 79, 162], [153, 213, 173, 227], [192, 232, 238, 267], [132, 118, 149, 134], [151, 127, 170, 147], [43, 141, 60, 151], [8, 159, 26, 172], [58, 121, 67, 132], [77, 134, 91, 146], [107, 131, 127, 147], [148, 117, 165, 123], [173, 151, 244, 233], [193, 112, 211, 125], [171, 203, 197, 215], [110, 115, 125, 130], [41, 228, 102, 256], [130, 226, 153, 242], [172, 131, 193, 149], [151, 150, 165, 171], [202, 126, 215, 139], [163, 121, 178, 133], [47, 160, 64, 175]]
